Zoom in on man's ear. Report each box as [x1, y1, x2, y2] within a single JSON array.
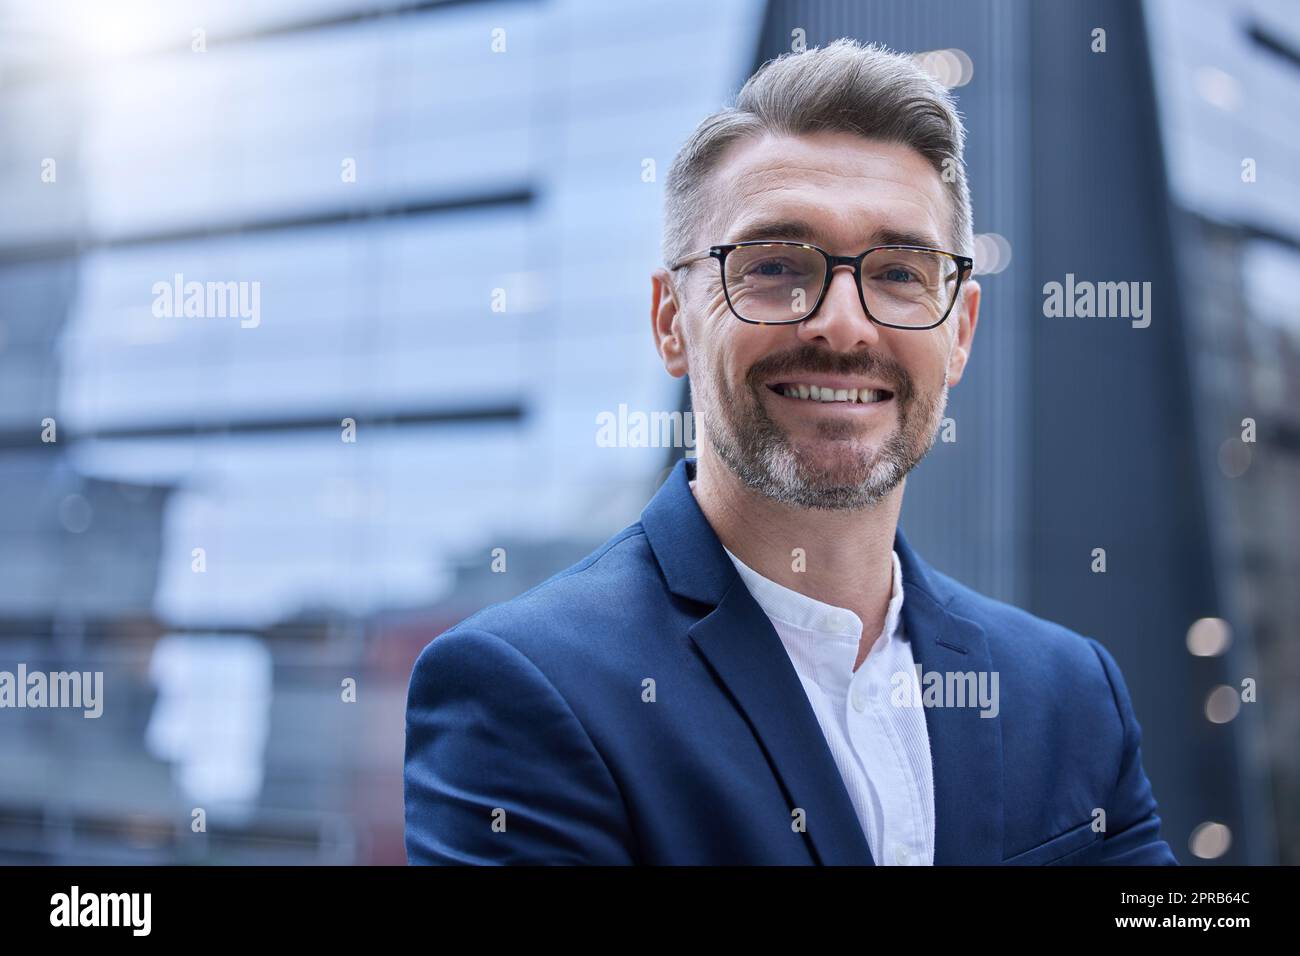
[[946, 276, 979, 386], [651, 267, 689, 378]]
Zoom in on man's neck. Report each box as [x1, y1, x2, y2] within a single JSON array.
[[687, 450, 903, 658]]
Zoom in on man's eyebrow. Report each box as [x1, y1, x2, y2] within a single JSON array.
[[725, 218, 821, 244], [870, 227, 946, 249], [725, 220, 947, 251]]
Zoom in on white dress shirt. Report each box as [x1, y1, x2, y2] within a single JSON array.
[[720, 543, 936, 866]]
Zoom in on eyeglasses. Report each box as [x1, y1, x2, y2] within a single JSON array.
[[669, 240, 974, 330]]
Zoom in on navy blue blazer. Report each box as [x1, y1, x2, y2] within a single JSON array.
[[405, 457, 1178, 865]]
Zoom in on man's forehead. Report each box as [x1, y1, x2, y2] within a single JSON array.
[[708, 131, 950, 248], [717, 129, 938, 184], [721, 213, 945, 251]]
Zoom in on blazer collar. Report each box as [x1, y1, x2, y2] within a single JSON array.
[[640, 456, 1004, 865]]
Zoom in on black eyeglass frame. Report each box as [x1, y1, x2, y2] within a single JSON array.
[[669, 240, 975, 330]]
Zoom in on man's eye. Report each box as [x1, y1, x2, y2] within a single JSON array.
[[880, 267, 917, 283]]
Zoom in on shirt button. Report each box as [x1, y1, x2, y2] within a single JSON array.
[[893, 843, 910, 865], [851, 689, 867, 712]]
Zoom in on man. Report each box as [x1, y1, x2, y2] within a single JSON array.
[[404, 38, 1177, 865]]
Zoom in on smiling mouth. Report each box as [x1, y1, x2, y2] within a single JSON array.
[[766, 382, 894, 405]]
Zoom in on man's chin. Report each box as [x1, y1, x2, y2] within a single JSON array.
[[766, 474, 897, 511], [770, 436, 914, 499], [780, 438, 882, 479]]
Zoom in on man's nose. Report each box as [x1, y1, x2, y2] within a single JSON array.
[[796, 265, 881, 351]]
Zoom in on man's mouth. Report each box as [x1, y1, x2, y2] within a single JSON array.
[[765, 381, 894, 405]]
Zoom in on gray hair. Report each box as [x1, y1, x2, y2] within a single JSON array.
[[662, 38, 973, 276]]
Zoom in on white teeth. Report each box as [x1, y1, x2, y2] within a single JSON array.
[[775, 383, 889, 404]]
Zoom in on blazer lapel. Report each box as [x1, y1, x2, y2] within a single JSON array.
[[687, 584, 877, 865], [893, 531, 1005, 864], [641, 457, 873, 865]]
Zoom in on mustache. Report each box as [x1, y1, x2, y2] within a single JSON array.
[[746, 346, 910, 396]]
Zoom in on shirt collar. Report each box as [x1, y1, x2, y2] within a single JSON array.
[[721, 542, 906, 649]]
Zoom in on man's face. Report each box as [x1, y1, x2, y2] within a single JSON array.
[[654, 130, 979, 510]]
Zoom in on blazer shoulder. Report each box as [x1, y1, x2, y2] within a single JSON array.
[[432, 520, 664, 658], [926, 566, 1115, 695]]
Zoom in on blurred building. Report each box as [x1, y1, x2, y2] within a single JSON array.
[[0, 0, 762, 863]]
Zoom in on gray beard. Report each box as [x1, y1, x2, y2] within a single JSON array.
[[694, 366, 947, 512]]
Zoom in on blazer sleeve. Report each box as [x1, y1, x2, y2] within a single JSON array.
[[1086, 637, 1179, 865], [403, 626, 637, 864]]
